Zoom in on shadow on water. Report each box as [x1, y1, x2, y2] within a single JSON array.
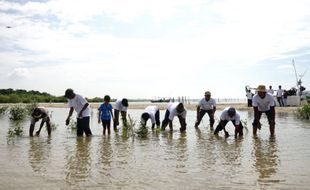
[[252, 136, 281, 186]]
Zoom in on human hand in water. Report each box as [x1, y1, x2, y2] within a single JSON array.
[[65, 118, 70, 126]]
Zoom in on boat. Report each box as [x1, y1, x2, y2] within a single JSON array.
[[150, 97, 171, 103]]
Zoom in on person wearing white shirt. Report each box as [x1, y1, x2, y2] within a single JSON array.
[[252, 85, 276, 136], [65, 89, 92, 136], [194, 91, 216, 129], [267, 85, 274, 95], [141, 106, 160, 129], [214, 107, 243, 138], [113, 98, 128, 131], [161, 102, 187, 132], [246, 90, 253, 107], [276, 85, 284, 107]]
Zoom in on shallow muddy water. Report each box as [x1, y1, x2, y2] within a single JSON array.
[[0, 108, 310, 189]]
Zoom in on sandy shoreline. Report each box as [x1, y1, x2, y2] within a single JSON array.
[[34, 102, 299, 113]]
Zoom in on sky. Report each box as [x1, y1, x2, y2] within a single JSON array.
[[0, 0, 310, 100]]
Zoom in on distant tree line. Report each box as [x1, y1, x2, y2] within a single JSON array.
[[0, 89, 119, 103], [0, 88, 67, 103]]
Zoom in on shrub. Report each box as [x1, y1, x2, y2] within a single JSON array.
[[8, 106, 28, 121], [296, 104, 310, 119], [0, 105, 8, 115]]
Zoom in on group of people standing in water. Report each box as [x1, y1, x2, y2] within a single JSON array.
[[29, 85, 276, 137]]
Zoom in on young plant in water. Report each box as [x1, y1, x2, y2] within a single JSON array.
[[135, 121, 148, 138], [8, 105, 27, 121], [67, 118, 77, 130], [241, 119, 248, 131], [7, 123, 24, 144], [122, 114, 135, 139], [0, 105, 8, 115]]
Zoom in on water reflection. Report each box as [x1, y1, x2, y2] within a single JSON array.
[[97, 136, 113, 181], [252, 136, 280, 184], [28, 137, 51, 173], [65, 137, 92, 186]]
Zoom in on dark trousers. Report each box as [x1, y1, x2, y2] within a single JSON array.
[[195, 109, 215, 127], [277, 97, 284, 107], [214, 120, 243, 136], [101, 119, 111, 134], [162, 110, 186, 131], [247, 99, 252, 107], [77, 116, 92, 136], [154, 110, 160, 126], [253, 110, 274, 126]]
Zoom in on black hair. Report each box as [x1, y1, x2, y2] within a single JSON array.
[[104, 95, 111, 101], [141, 112, 150, 122], [122, 98, 128, 107]]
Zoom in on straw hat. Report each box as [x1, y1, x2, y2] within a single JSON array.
[[256, 85, 266, 92]]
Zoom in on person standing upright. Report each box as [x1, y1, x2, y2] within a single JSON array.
[[65, 88, 92, 137], [276, 85, 284, 107]]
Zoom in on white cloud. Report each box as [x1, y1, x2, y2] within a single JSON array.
[[8, 67, 30, 79], [1, 0, 310, 98]]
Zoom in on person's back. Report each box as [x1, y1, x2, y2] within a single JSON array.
[[29, 107, 51, 136]]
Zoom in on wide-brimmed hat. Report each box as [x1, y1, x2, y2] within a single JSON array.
[[256, 85, 266, 92]]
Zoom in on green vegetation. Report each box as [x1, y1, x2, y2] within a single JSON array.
[[0, 88, 116, 103], [135, 121, 148, 138], [7, 122, 24, 144], [122, 115, 136, 139], [296, 104, 310, 119], [0, 105, 8, 115], [8, 105, 28, 121], [0, 88, 66, 103]]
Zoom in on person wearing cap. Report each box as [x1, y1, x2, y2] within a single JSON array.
[[161, 102, 187, 132], [194, 91, 216, 129], [252, 85, 276, 136], [141, 105, 160, 129], [29, 107, 51, 137], [214, 107, 243, 138], [98, 95, 114, 135], [64, 88, 92, 136], [113, 98, 129, 131]]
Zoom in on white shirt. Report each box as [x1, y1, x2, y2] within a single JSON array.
[[198, 98, 216, 110], [143, 106, 159, 124], [246, 92, 253, 100], [114, 99, 128, 111], [68, 94, 91, 117], [167, 102, 187, 121], [276, 89, 284, 97], [252, 93, 275, 112], [220, 107, 241, 125], [267, 89, 274, 95]]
